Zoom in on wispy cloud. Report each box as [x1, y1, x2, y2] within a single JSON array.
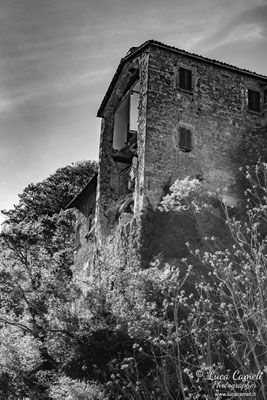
[[1, 0, 267, 218], [196, 2, 267, 54], [0, 98, 12, 113], [0, 67, 111, 113]]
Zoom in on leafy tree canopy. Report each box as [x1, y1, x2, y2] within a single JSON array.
[[0, 160, 99, 399]]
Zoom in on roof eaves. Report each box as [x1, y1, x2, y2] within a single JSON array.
[[97, 41, 152, 117], [148, 40, 267, 79], [97, 39, 267, 118]]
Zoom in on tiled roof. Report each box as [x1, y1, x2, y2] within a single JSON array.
[[148, 40, 267, 78], [97, 39, 267, 117]]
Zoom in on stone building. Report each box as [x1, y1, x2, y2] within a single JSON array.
[[68, 40, 267, 276]]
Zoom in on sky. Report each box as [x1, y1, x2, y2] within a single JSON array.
[[1, 0, 267, 220]]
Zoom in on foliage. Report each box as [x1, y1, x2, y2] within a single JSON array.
[[0, 325, 43, 399], [90, 169, 267, 399], [0, 160, 98, 398], [2, 159, 267, 399], [49, 376, 107, 400], [2, 160, 97, 223], [160, 177, 207, 213]]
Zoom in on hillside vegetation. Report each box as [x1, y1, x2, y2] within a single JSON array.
[[0, 160, 266, 399]]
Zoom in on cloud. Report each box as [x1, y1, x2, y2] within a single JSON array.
[[0, 98, 12, 113], [0, 58, 110, 112], [198, 3, 267, 54]]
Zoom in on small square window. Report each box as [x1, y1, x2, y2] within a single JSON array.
[[247, 89, 261, 112], [179, 127, 192, 152], [179, 68, 192, 91]]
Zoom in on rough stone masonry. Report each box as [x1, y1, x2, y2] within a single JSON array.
[[68, 40, 267, 278]]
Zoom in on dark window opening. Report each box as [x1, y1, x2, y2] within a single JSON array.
[[248, 89, 261, 112], [179, 127, 192, 152], [179, 68, 192, 91], [264, 90, 267, 104], [75, 223, 82, 249]]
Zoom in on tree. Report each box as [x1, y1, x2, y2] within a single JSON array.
[[2, 158, 267, 399], [0, 160, 98, 398]]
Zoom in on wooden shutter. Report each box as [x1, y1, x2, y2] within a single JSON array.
[[179, 68, 192, 91], [179, 127, 192, 152], [173, 66, 179, 89], [185, 129, 192, 150], [248, 89, 261, 112], [179, 68, 186, 89], [186, 70, 192, 90]]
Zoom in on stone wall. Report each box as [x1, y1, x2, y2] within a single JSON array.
[[74, 210, 95, 278], [93, 43, 266, 268], [72, 187, 96, 278], [96, 51, 150, 243], [142, 46, 265, 208]]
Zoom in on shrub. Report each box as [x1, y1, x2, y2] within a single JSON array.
[[49, 376, 107, 400], [92, 169, 267, 399]]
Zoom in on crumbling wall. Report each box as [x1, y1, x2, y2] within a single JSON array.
[[72, 185, 96, 278], [73, 210, 95, 278], [94, 44, 266, 271], [93, 213, 141, 280], [95, 52, 149, 243]]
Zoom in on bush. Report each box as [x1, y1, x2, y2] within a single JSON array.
[[91, 169, 267, 399], [49, 376, 107, 400]]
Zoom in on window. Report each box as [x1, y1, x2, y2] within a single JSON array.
[[113, 81, 139, 164], [179, 127, 192, 152], [247, 89, 261, 112], [264, 90, 267, 105], [113, 81, 139, 150], [75, 223, 82, 249], [173, 66, 195, 92], [179, 68, 192, 91]]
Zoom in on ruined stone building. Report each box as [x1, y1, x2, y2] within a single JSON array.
[[67, 40, 267, 277]]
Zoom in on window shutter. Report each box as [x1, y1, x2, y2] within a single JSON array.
[[176, 68, 180, 89], [173, 66, 179, 89], [179, 68, 192, 91], [186, 70, 192, 90], [185, 129, 192, 150], [179, 68, 186, 89], [179, 127, 192, 152], [248, 89, 261, 112], [179, 127, 186, 148]]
